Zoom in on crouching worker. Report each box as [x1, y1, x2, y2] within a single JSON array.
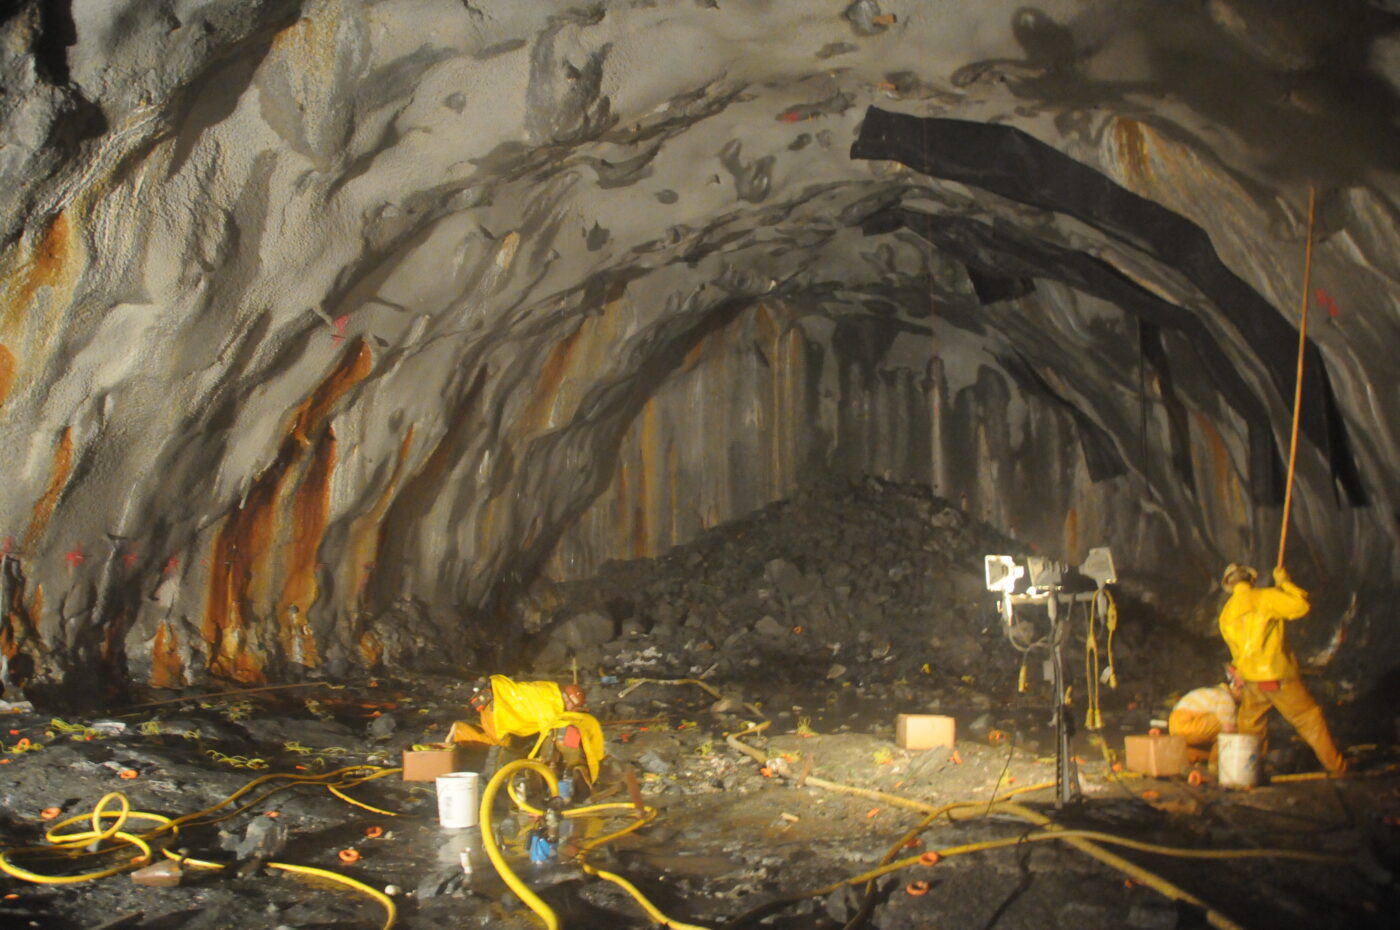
[[451, 676, 606, 791], [1169, 667, 1243, 766]]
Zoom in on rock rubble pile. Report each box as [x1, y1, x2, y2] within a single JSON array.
[[529, 477, 1024, 689]]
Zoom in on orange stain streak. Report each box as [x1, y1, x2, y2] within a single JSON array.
[[0, 344, 15, 410], [680, 336, 708, 373], [204, 339, 372, 683], [1063, 508, 1080, 563], [3, 213, 71, 333], [667, 440, 679, 547], [1112, 118, 1155, 192], [519, 324, 585, 436], [293, 341, 373, 442], [636, 399, 657, 559], [23, 427, 73, 551], [276, 426, 335, 666], [150, 619, 184, 690]]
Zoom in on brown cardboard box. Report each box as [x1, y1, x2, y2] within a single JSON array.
[[895, 714, 956, 750], [402, 744, 487, 782], [1124, 734, 1187, 777]]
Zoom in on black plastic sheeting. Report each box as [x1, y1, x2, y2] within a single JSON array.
[[862, 204, 1283, 502], [851, 107, 1366, 507]]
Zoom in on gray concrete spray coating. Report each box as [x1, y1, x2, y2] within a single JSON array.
[[0, 0, 1396, 696]]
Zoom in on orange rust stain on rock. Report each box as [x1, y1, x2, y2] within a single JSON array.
[[1063, 508, 1080, 563], [23, 427, 73, 551], [616, 460, 631, 556], [1196, 413, 1233, 494], [276, 426, 336, 665], [667, 440, 679, 547], [754, 303, 781, 345], [638, 398, 658, 558], [519, 324, 585, 436], [681, 336, 708, 373], [204, 463, 282, 683], [271, 16, 319, 53], [358, 629, 384, 668], [150, 619, 184, 690], [294, 340, 373, 442], [1112, 118, 1155, 192], [204, 339, 372, 683], [3, 213, 71, 333], [0, 344, 15, 410]]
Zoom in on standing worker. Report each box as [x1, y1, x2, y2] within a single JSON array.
[[1217, 563, 1347, 777], [1169, 667, 1243, 765]]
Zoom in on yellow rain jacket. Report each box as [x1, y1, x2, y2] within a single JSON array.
[[454, 675, 606, 783], [1218, 575, 1310, 682]]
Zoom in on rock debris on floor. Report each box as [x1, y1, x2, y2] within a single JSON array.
[[1, 480, 1397, 929]]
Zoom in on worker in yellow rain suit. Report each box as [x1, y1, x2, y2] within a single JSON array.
[[1217, 563, 1346, 777], [452, 675, 606, 785], [1168, 667, 1242, 765]]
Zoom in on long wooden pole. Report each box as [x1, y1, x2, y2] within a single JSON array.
[[1277, 187, 1317, 571]]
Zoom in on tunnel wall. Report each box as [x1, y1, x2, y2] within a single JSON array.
[[549, 296, 1204, 592], [0, 0, 1395, 696]]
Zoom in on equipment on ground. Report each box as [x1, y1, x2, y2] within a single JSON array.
[[984, 547, 1118, 808]]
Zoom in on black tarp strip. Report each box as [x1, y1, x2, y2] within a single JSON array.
[[851, 107, 1366, 506], [864, 205, 1282, 501]]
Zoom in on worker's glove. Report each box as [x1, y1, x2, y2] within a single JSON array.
[[1272, 566, 1290, 585]]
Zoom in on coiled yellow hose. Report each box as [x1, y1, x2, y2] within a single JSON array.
[[0, 766, 401, 929]]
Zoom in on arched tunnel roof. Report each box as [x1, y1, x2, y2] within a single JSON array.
[[0, 0, 1397, 696]]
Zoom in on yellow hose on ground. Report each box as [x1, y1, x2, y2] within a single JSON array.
[[0, 767, 401, 929], [265, 862, 397, 930], [478, 757, 708, 930], [727, 732, 1343, 930], [479, 759, 562, 930]]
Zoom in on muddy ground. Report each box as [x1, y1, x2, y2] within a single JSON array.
[[1, 479, 1397, 929]]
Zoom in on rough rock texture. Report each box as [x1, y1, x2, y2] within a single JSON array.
[[0, 0, 1397, 696]]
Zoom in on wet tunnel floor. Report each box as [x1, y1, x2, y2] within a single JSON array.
[[0, 674, 1397, 930]]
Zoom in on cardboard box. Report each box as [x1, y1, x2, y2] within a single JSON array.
[[402, 744, 487, 782], [1124, 734, 1187, 777], [895, 714, 956, 750]]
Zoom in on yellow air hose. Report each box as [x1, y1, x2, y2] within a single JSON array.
[[725, 732, 1343, 930], [478, 757, 707, 930], [0, 766, 402, 930]]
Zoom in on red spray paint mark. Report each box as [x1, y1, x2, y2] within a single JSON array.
[[332, 315, 350, 344], [64, 547, 85, 568], [0, 537, 12, 556], [163, 555, 180, 574], [781, 110, 803, 123], [121, 547, 139, 568], [1315, 288, 1341, 319]]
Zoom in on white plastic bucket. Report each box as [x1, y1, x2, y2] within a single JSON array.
[[436, 771, 481, 829], [1217, 733, 1260, 788]]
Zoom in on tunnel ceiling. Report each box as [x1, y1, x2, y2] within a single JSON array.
[[0, 0, 1398, 697]]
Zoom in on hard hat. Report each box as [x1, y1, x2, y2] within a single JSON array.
[[561, 684, 585, 710], [1221, 563, 1257, 590]]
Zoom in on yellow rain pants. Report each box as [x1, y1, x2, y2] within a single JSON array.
[[1236, 678, 1346, 777]]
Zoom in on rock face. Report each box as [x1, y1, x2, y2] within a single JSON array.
[[0, 0, 1396, 696]]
